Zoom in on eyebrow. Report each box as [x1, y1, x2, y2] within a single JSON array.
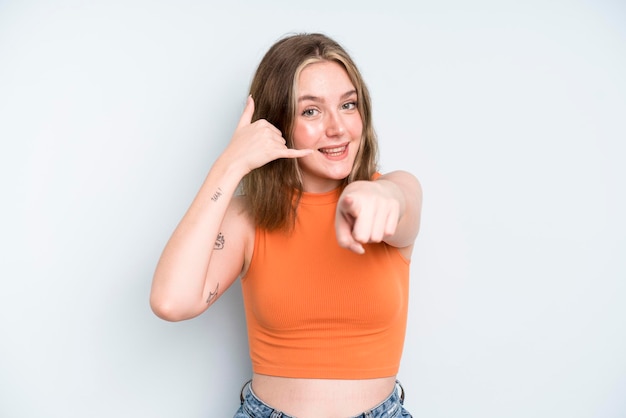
[[297, 89, 357, 103]]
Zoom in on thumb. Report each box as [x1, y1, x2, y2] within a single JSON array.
[[336, 198, 365, 254], [338, 194, 359, 218], [236, 95, 255, 129]]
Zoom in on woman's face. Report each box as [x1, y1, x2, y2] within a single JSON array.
[[292, 61, 363, 193]]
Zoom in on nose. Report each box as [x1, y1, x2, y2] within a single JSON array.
[[325, 110, 345, 138]]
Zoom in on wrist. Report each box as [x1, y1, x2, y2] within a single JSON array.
[[212, 154, 250, 180]]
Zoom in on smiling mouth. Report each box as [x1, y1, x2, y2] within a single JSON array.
[[318, 145, 347, 157]]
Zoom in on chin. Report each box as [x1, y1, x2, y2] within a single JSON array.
[[327, 166, 353, 180]]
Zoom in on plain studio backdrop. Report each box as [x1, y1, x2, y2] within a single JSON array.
[[1, 0, 625, 417]]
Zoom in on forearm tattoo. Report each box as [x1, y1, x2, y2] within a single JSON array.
[[206, 282, 219, 305], [210, 187, 223, 202], [214, 232, 225, 250]]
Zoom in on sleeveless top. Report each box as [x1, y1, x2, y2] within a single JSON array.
[[241, 187, 410, 379]]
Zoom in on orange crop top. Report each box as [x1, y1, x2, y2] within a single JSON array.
[[241, 186, 410, 379]]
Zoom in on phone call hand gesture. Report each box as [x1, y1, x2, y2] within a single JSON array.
[[222, 96, 312, 174]]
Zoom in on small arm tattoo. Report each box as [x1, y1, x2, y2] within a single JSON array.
[[214, 232, 225, 250], [210, 187, 223, 202], [206, 282, 219, 305]]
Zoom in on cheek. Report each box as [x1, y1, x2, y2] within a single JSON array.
[[349, 117, 364, 139], [292, 122, 321, 148]]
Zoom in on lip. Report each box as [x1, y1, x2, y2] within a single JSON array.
[[318, 143, 349, 159]]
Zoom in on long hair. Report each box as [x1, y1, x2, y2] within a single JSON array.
[[241, 33, 379, 231]]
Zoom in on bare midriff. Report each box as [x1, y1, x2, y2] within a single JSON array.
[[250, 374, 397, 418]]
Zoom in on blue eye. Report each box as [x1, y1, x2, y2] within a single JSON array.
[[302, 108, 319, 117], [342, 101, 357, 110]]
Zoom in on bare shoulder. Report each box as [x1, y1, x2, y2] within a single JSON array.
[[380, 170, 422, 193]]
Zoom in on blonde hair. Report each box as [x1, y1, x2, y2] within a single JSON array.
[[241, 33, 379, 231]]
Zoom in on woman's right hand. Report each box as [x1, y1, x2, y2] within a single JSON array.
[[151, 96, 311, 321], [222, 96, 312, 173]]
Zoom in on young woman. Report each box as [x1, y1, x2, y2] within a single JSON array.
[[150, 33, 422, 418]]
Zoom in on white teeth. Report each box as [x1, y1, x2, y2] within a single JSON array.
[[319, 145, 347, 156]]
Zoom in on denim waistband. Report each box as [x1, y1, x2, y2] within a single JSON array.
[[239, 379, 406, 418]]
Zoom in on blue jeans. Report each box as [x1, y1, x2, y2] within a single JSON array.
[[234, 380, 413, 418]]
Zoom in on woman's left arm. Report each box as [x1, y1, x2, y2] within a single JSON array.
[[335, 170, 422, 255]]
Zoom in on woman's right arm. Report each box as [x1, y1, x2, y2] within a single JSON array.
[[150, 96, 312, 321]]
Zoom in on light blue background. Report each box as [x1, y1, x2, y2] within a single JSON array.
[[1, 0, 625, 417]]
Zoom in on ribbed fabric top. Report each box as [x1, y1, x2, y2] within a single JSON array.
[[241, 187, 410, 379]]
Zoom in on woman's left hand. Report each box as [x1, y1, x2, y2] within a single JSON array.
[[335, 180, 401, 254]]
